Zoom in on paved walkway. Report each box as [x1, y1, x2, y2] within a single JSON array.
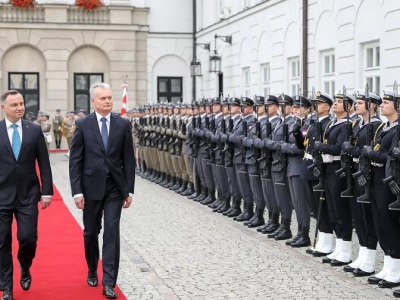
[[50, 153, 393, 300]]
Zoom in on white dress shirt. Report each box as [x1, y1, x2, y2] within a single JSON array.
[[95, 111, 111, 134], [5, 118, 22, 145]]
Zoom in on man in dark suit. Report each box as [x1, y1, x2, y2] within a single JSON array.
[[0, 90, 53, 300], [69, 82, 135, 299]]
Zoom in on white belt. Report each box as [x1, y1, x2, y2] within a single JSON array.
[[304, 153, 313, 160], [353, 158, 359, 163], [321, 154, 341, 163], [303, 153, 340, 163], [371, 162, 384, 167]]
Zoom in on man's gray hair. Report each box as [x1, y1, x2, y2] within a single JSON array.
[[89, 82, 111, 99]]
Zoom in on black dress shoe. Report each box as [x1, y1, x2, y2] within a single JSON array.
[[103, 285, 118, 299], [393, 289, 400, 298], [227, 208, 241, 218], [367, 275, 382, 285], [378, 280, 400, 288], [20, 268, 31, 291], [274, 228, 292, 241], [291, 236, 311, 248], [306, 248, 315, 255], [1, 289, 12, 300], [262, 223, 279, 234], [258, 221, 271, 232], [313, 250, 332, 257], [285, 233, 301, 245], [267, 226, 283, 238], [353, 268, 375, 277], [87, 270, 98, 287], [322, 257, 333, 264], [343, 265, 355, 273], [330, 259, 351, 267], [247, 218, 265, 228]]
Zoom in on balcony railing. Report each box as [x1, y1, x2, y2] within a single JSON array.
[[0, 4, 146, 25], [0, 5, 45, 23], [67, 7, 110, 24]]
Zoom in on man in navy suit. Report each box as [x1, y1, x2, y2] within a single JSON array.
[[69, 83, 135, 299], [0, 90, 53, 300]]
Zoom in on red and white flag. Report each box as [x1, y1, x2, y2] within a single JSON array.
[[121, 83, 128, 116]]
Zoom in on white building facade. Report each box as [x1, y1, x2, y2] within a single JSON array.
[[194, 0, 400, 99]]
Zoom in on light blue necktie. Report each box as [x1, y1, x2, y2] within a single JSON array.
[[101, 117, 108, 150], [11, 123, 21, 159]]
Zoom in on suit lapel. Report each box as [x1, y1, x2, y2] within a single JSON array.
[[88, 113, 106, 153], [106, 114, 117, 152], [17, 119, 30, 161], [0, 120, 15, 159]]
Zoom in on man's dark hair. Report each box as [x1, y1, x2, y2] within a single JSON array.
[[1, 90, 20, 103]]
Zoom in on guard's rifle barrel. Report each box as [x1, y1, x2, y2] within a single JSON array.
[[353, 84, 372, 203], [336, 86, 353, 197], [308, 91, 325, 192], [259, 103, 272, 179], [246, 99, 260, 161]]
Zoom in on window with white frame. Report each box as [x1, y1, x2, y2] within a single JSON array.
[[243, 68, 250, 97], [260, 63, 270, 97], [322, 50, 335, 97], [364, 43, 380, 94], [289, 57, 300, 96]]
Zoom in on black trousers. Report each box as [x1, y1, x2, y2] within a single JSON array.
[[272, 171, 292, 219], [288, 176, 311, 227], [261, 178, 279, 215], [0, 201, 38, 290], [308, 181, 333, 234], [371, 179, 400, 258], [324, 163, 352, 241], [353, 182, 378, 250], [83, 177, 123, 287]]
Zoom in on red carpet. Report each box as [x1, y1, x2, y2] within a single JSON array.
[[11, 185, 127, 299]]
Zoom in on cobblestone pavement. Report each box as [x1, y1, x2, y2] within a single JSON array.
[[50, 153, 394, 300]]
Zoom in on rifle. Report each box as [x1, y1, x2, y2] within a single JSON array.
[[206, 99, 216, 164], [235, 98, 248, 164], [223, 102, 235, 167], [173, 106, 183, 156], [335, 86, 353, 197], [308, 88, 325, 191], [258, 102, 272, 179], [215, 97, 226, 166], [384, 81, 400, 210], [353, 84, 372, 203], [272, 94, 288, 185], [246, 98, 261, 163]]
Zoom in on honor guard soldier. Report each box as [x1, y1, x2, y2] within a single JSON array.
[[242, 96, 268, 228], [293, 91, 334, 256], [313, 91, 355, 267], [265, 94, 295, 240], [219, 97, 243, 218], [229, 97, 255, 222], [208, 97, 232, 212], [341, 89, 383, 276], [363, 90, 400, 288], [197, 99, 216, 205], [280, 96, 313, 247], [192, 99, 212, 202], [254, 96, 282, 234]]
